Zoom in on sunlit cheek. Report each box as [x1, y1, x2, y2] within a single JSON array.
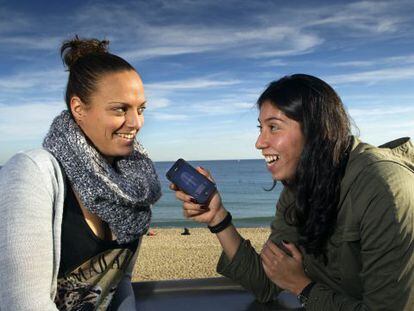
[[104, 127, 114, 140]]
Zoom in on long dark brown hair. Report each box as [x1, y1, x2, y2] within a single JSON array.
[[257, 74, 352, 260]]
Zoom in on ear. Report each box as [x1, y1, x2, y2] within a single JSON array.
[[70, 96, 86, 123]]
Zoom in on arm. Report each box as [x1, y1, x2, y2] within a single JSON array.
[[205, 207, 243, 261], [0, 153, 59, 310], [196, 203, 281, 302], [172, 167, 243, 261], [171, 167, 281, 302], [176, 186, 246, 264], [216, 188, 299, 303]]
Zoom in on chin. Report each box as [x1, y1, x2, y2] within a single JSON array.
[[271, 173, 283, 181], [103, 148, 133, 159], [114, 151, 133, 158], [119, 147, 134, 157]]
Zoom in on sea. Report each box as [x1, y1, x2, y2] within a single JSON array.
[[152, 159, 283, 228], [0, 160, 282, 228]]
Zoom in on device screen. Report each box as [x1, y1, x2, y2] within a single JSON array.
[[167, 159, 216, 204]]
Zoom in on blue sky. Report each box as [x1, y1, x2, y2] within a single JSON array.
[[1, 0, 413, 164]]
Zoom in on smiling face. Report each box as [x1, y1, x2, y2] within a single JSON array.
[[255, 101, 305, 183], [70, 70, 146, 162]]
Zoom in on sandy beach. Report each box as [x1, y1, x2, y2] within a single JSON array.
[[132, 227, 271, 282]]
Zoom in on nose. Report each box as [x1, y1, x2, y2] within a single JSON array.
[[126, 110, 144, 130], [255, 130, 267, 150]]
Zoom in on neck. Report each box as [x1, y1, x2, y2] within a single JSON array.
[[104, 156, 115, 165]]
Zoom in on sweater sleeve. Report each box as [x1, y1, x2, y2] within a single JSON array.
[[0, 153, 59, 310], [305, 162, 414, 311]]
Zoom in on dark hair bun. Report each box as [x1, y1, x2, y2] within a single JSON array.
[[61, 35, 110, 69]]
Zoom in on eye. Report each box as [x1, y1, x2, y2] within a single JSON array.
[[138, 106, 146, 115], [113, 106, 127, 114], [257, 125, 262, 133], [270, 124, 279, 132]]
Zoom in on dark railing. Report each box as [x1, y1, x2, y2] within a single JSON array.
[[133, 277, 303, 310]]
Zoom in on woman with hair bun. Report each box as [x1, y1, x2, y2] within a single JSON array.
[[172, 74, 414, 310], [0, 36, 161, 310]]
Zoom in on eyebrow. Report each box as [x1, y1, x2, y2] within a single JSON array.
[[257, 116, 285, 123], [108, 101, 147, 106]]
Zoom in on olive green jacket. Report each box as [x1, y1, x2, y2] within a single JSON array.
[[217, 137, 414, 310]]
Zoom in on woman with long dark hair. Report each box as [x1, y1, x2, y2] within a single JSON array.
[[172, 74, 414, 310], [0, 36, 161, 310]]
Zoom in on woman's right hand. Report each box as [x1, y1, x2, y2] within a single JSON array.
[[170, 167, 227, 226]]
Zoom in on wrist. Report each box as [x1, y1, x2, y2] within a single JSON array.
[[208, 206, 227, 227], [296, 280, 316, 307], [207, 209, 232, 234], [293, 278, 313, 296]]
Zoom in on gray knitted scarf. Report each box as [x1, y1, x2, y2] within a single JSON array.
[[43, 110, 161, 244]]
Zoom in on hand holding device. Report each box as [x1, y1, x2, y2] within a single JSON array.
[[166, 158, 217, 205]]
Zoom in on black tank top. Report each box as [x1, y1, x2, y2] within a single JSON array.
[[58, 181, 138, 278]]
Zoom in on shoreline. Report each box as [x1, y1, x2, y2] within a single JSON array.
[[132, 227, 271, 282], [149, 217, 274, 229]]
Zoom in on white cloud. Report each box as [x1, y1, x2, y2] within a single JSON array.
[[0, 102, 65, 142], [345, 93, 414, 102], [145, 78, 240, 91], [0, 8, 30, 34], [120, 46, 213, 60], [326, 66, 414, 85], [348, 104, 414, 145], [150, 113, 189, 121], [301, 0, 409, 36], [259, 59, 290, 67], [0, 36, 61, 50], [119, 23, 323, 60], [333, 54, 414, 67], [333, 60, 379, 67], [2, 0, 413, 61], [113, 0, 413, 61], [0, 8, 64, 52], [194, 100, 255, 115], [145, 95, 171, 110], [233, 102, 255, 109], [0, 69, 66, 91], [72, 2, 325, 60], [251, 28, 323, 58], [349, 106, 414, 118]]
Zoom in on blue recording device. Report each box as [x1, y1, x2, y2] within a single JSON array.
[[166, 158, 217, 205]]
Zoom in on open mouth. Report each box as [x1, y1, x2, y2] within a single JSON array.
[[264, 155, 280, 165], [115, 133, 135, 140]]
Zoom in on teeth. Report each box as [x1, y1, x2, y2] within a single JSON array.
[[116, 133, 135, 139], [264, 155, 280, 163]]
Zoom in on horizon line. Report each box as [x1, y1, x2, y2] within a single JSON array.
[[0, 157, 264, 167]]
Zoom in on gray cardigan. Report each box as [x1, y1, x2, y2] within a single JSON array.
[[0, 149, 137, 310]]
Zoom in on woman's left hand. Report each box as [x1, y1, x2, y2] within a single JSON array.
[[260, 240, 312, 295]]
